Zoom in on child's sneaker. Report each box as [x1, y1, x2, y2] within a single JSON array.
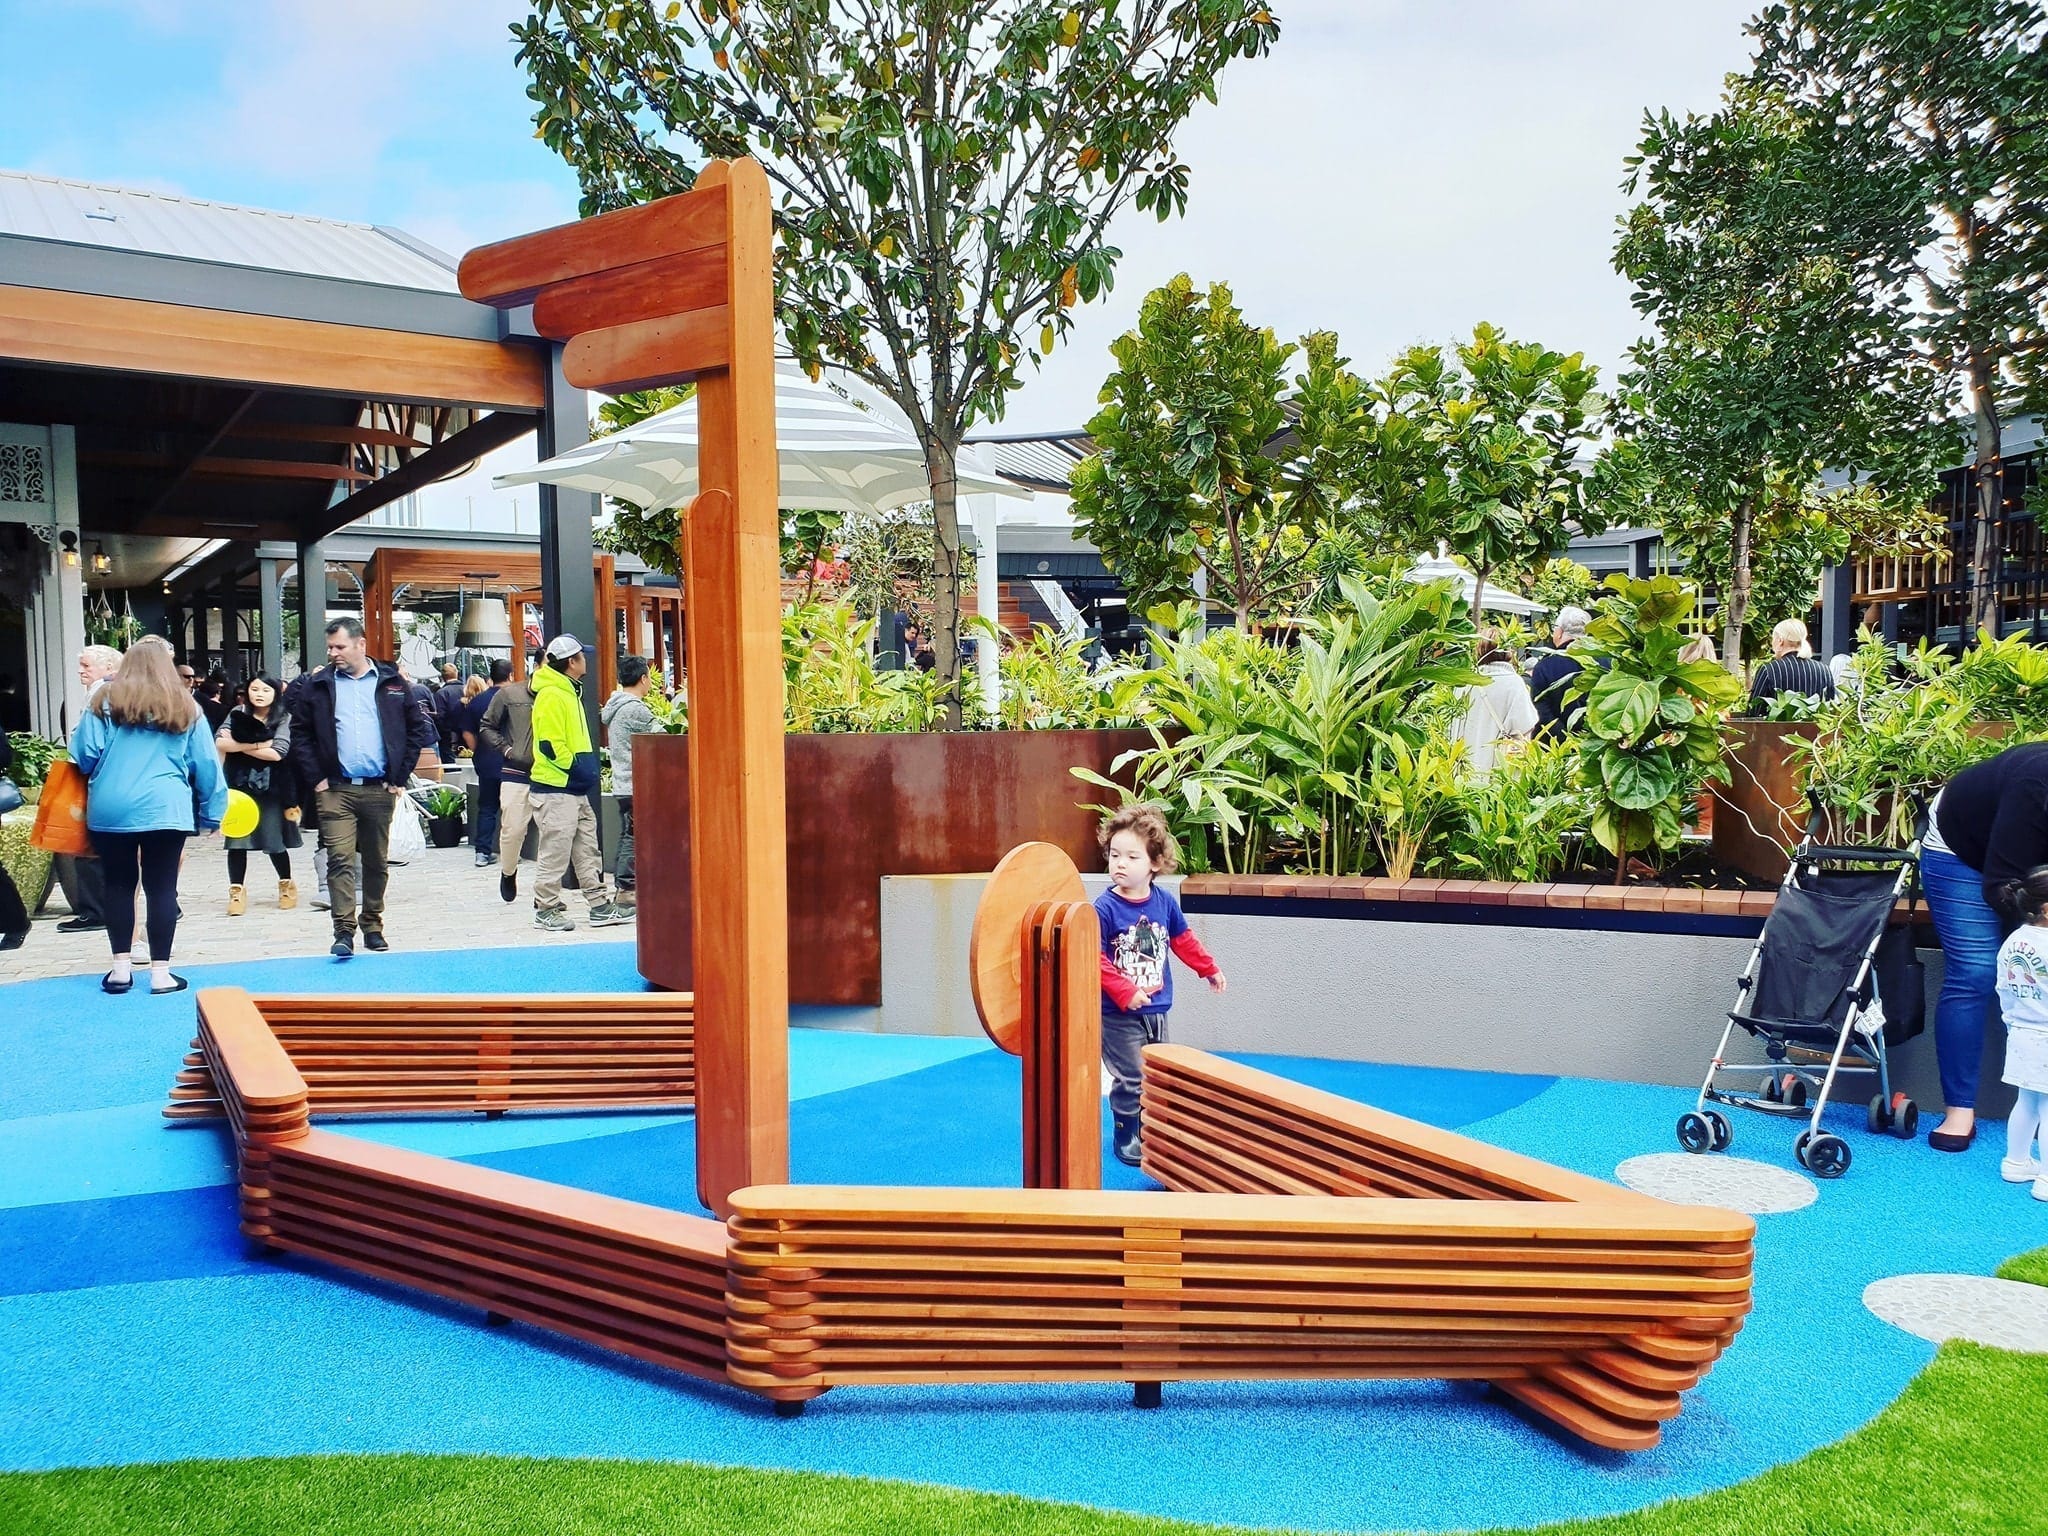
[[2003, 1157, 2042, 1183], [2036, 1175, 2048, 1204], [533, 905, 575, 933]]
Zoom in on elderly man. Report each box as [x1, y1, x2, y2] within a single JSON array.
[[1528, 606, 1592, 743], [1747, 618, 1837, 712], [54, 644, 123, 933]]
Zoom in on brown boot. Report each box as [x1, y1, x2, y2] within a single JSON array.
[[278, 879, 299, 912], [226, 885, 247, 917]]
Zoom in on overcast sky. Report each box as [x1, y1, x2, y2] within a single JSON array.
[[2, 0, 1760, 475]]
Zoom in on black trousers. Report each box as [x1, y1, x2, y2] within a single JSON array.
[[56, 853, 104, 923], [0, 864, 26, 935], [89, 829, 188, 962]]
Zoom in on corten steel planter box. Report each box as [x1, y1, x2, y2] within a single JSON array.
[[1712, 720, 1816, 883], [633, 728, 1150, 1005]]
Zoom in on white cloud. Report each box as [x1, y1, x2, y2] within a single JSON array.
[[1000, 0, 1759, 430]]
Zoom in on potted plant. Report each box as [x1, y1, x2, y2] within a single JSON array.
[[420, 785, 467, 849], [5, 733, 62, 807]]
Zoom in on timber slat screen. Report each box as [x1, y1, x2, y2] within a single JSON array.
[[167, 991, 695, 1119]]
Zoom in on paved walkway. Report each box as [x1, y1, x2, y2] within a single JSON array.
[[1, 835, 625, 984]]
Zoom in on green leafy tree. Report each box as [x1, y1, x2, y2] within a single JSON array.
[[517, 1, 1281, 719], [1529, 556, 1596, 613], [1073, 276, 1376, 629], [1372, 325, 1607, 624], [1753, 0, 2048, 638], [1570, 574, 1744, 878], [1612, 76, 1952, 667]]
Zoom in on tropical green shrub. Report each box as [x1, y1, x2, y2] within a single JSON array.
[[421, 786, 466, 820], [1795, 629, 2045, 847], [971, 618, 1137, 731], [1426, 737, 1592, 883], [1074, 579, 1479, 874], [782, 601, 944, 734], [1366, 735, 1463, 881], [1569, 574, 1743, 875]]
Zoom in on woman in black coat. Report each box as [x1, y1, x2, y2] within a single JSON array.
[[1921, 741, 2048, 1149]]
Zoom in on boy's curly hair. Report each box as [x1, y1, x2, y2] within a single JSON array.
[[1098, 803, 1179, 874]]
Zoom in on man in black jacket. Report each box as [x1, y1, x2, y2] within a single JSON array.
[[1529, 606, 1592, 743], [288, 617, 434, 959]]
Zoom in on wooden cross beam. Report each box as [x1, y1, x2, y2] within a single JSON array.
[[460, 161, 787, 1216]]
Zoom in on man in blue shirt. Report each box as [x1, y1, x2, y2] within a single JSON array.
[[288, 617, 434, 960]]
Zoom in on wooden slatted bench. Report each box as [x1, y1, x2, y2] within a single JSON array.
[[193, 988, 731, 1383], [1128, 1044, 1755, 1446], [166, 991, 694, 1119], [724, 1181, 1753, 1448]]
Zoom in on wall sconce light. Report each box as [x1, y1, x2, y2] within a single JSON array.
[[90, 542, 113, 577], [59, 530, 79, 568]]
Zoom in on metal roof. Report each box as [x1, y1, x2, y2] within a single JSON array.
[[964, 430, 1094, 493], [0, 170, 460, 292]]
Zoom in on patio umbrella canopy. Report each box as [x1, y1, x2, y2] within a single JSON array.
[[1403, 556, 1549, 617], [498, 360, 1029, 514]]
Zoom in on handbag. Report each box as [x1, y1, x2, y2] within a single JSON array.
[[29, 759, 91, 857], [0, 777, 20, 817]]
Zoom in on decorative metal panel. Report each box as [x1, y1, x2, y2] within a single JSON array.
[[0, 440, 51, 508]]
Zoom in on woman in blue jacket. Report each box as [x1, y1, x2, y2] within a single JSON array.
[[69, 635, 227, 995]]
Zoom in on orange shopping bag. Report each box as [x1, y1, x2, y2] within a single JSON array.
[[30, 758, 91, 857]]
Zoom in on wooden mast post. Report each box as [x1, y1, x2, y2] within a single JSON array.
[[459, 158, 789, 1216]]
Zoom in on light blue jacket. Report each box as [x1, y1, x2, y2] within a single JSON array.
[[69, 707, 229, 834]]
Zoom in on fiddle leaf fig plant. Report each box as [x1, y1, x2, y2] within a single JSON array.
[[1570, 574, 1742, 877]]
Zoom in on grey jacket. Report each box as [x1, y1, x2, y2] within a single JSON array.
[[600, 688, 658, 798]]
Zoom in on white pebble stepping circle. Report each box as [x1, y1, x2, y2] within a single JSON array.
[[1864, 1274, 2048, 1354], [1614, 1153, 1818, 1214]]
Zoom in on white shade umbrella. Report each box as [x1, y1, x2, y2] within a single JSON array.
[[1403, 556, 1549, 617], [496, 359, 1029, 513]]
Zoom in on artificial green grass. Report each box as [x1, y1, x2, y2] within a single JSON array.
[[9, 1248, 2045, 1536], [1, 1346, 2042, 1536]]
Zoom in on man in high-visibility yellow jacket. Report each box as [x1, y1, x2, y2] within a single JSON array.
[[528, 634, 630, 932]]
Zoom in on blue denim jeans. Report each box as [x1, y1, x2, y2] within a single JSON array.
[[1921, 845, 2005, 1110]]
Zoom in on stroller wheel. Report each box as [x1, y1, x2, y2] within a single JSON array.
[[1780, 1073, 1809, 1109], [1799, 1131, 1852, 1178], [1868, 1094, 1891, 1134], [1890, 1094, 1919, 1140], [1760, 1075, 1783, 1104], [1677, 1112, 1715, 1155], [1704, 1109, 1733, 1151]]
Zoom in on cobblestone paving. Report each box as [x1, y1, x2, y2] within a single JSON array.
[[1, 835, 626, 984]]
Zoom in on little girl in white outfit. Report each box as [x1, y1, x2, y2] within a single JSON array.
[[1995, 865, 2048, 1198]]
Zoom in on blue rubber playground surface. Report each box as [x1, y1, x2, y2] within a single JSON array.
[[4, 940, 2045, 1532]]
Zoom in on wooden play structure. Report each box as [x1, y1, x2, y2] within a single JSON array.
[[165, 992, 695, 1120], [169, 160, 1753, 1453]]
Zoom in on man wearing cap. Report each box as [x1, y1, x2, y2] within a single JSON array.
[[528, 635, 629, 932]]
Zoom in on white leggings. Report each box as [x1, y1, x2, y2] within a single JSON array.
[[2009, 1088, 2046, 1166]]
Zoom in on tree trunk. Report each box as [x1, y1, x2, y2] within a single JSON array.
[[1968, 356, 2004, 642], [926, 432, 965, 728], [1722, 495, 1755, 673]]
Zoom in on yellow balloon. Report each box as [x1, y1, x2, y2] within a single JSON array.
[[221, 789, 261, 840]]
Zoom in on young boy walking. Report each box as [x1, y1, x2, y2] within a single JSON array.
[[1095, 805, 1226, 1167]]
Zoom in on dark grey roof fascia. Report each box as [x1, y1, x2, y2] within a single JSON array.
[[0, 233, 504, 342]]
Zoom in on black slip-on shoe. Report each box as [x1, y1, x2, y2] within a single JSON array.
[[101, 970, 133, 994], [57, 917, 104, 933], [150, 975, 189, 995], [1929, 1126, 1976, 1152], [499, 871, 517, 903]]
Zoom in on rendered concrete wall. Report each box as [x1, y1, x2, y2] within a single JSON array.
[[874, 873, 2011, 1117]]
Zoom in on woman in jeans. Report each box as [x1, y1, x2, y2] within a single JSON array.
[[69, 635, 226, 995], [1922, 742, 2048, 1149]]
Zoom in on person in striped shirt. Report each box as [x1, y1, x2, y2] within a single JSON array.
[[1746, 619, 1836, 712]]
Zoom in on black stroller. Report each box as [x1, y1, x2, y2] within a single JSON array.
[[1677, 801, 1925, 1179]]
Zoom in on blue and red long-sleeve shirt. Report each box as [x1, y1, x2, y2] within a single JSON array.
[[1094, 882, 1219, 1016]]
